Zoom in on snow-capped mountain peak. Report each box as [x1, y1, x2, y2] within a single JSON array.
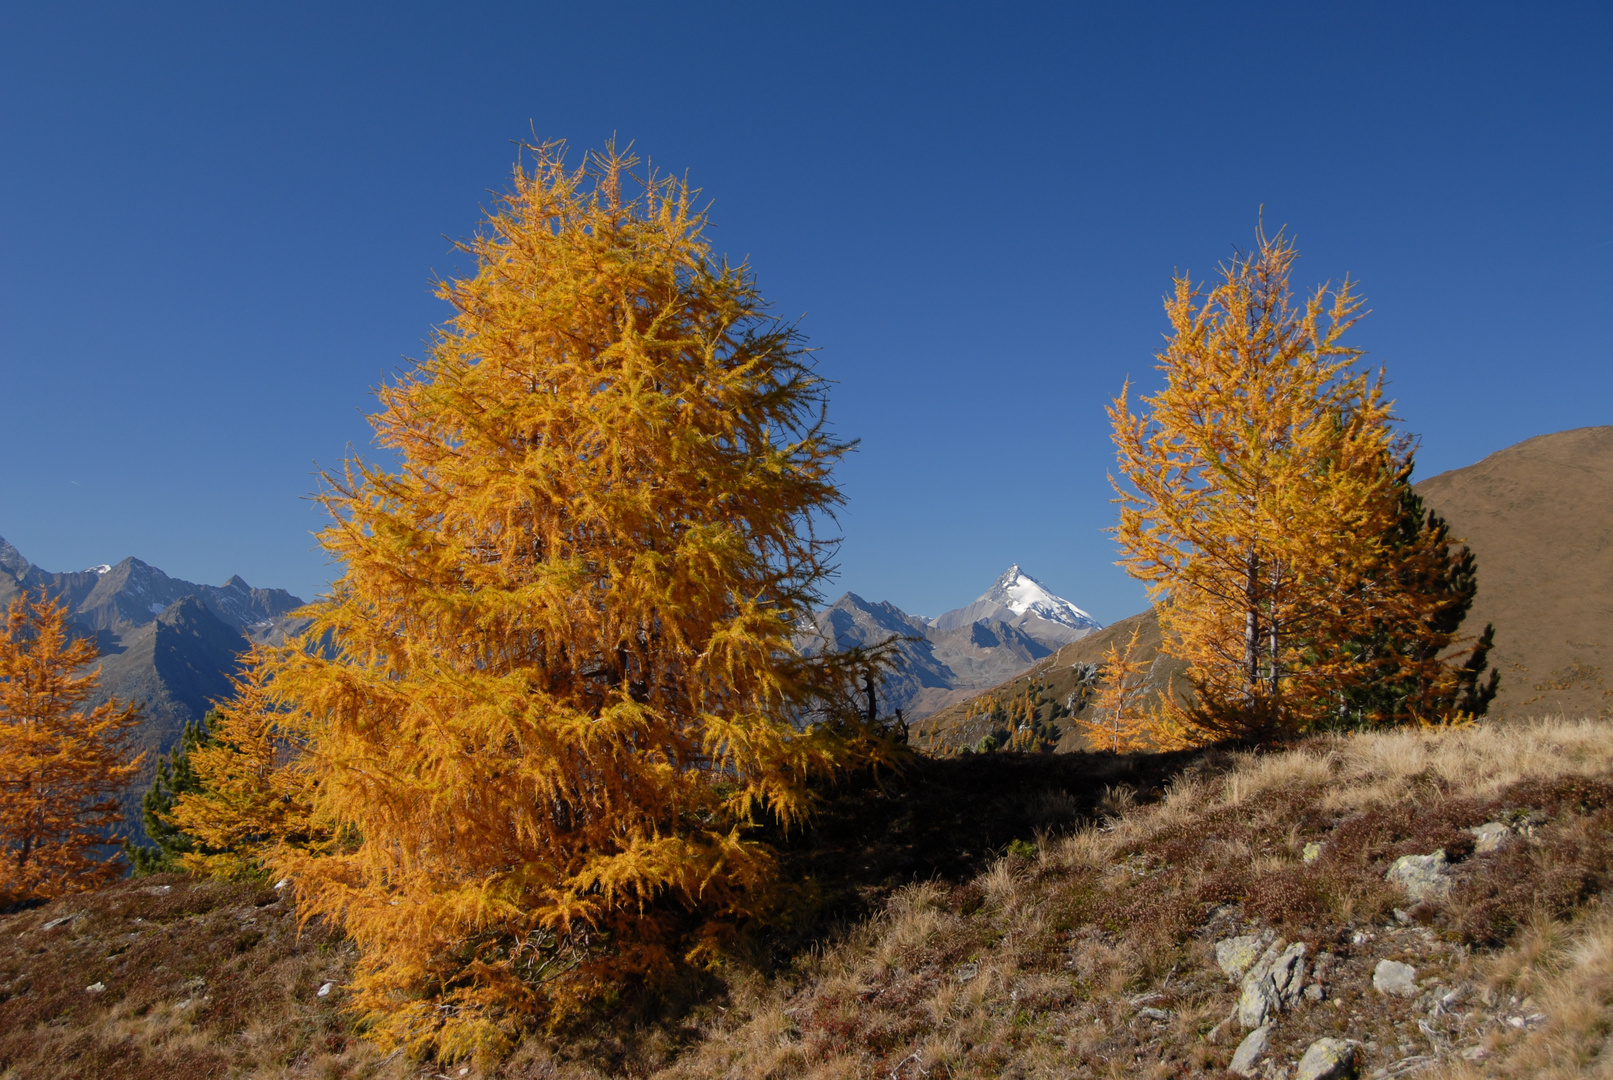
[[977, 565, 1098, 631]]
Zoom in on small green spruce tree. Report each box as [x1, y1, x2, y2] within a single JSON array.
[[127, 712, 215, 875], [1323, 457, 1500, 729]]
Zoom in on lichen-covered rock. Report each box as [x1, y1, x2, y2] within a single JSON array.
[[1372, 959, 1418, 997], [1469, 821, 1513, 853], [1216, 935, 1262, 980], [1302, 841, 1323, 863], [1229, 1024, 1272, 1077], [1385, 849, 1452, 902], [1295, 1037, 1357, 1080], [1238, 975, 1279, 1028]]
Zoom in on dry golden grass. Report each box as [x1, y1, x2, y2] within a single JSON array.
[[6, 717, 1613, 1078], [635, 717, 1613, 1080]]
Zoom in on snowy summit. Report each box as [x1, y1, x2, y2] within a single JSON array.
[[927, 565, 1101, 642], [976, 564, 1099, 633]]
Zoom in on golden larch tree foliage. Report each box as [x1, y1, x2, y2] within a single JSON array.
[[173, 142, 896, 1061], [1110, 226, 1412, 743], [1077, 625, 1154, 752], [0, 593, 143, 901]]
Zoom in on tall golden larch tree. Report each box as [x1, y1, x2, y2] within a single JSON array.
[[1110, 226, 1410, 743], [175, 142, 895, 1061], [0, 593, 143, 901]]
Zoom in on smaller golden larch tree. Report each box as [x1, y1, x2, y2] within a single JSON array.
[[0, 593, 143, 901], [1110, 226, 1410, 743], [1078, 625, 1154, 752]]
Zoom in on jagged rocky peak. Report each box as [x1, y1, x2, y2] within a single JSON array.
[[0, 535, 30, 577]]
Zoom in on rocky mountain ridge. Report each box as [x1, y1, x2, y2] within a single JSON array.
[[0, 536, 310, 840], [802, 567, 1101, 720]]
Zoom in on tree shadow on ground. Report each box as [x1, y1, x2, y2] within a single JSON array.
[[773, 745, 1237, 929]]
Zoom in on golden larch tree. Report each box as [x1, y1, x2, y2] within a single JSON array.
[[1110, 226, 1412, 743], [0, 593, 143, 901], [174, 142, 895, 1061]]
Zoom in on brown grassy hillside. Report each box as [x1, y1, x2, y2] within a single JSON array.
[[1414, 426, 1613, 719]]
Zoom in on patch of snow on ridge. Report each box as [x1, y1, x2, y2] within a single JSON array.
[[91, 564, 111, 575], [981, 565, 1099, 631]]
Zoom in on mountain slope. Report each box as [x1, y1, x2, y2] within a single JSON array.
[[913, 609, 1182, 753], [1414, 426, 1613, 719]]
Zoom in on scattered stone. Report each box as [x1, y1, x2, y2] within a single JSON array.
[[1295, 1037, 1356, 1080], [1373, 959, 1419, 998], [40, 915, 76, 931], [143, 884, 172, 895], [1385, 850, 1452, 903], [1303, 841, 1323, 863], [1136, 1006, 1172, 1022], [1237, 940, 1306, 1028], [1271, 942, 1308, 1004], [1459, 1046, 1488, 1062], [1229, 1024, 1272, 1077], [1304, 982, 1326, 1002], [317, 981, 335, 997], [955, 963, 978, 983], [1216, 935, 1262, 980], [274, 878, 292, 890], [1469, 822, 1512, 853], [85, 982, 106, 993]]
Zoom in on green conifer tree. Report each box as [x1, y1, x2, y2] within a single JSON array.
[[127, 712, 216, 874]]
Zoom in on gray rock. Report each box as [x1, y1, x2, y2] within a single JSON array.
[[1385, 849, 1452, 902], [1295, 1037, 1356, 1080], [1269, 942, 1308, 1004], [1469, 821, 1512, 854], [1238, 975, 1278, 1028], [1229, 1024, 1272, 1076], [1136, 1006, 1172, 1022], [85, 982, 106, 993], [1237, 939, 1309, 1028], [1373, 959, 1419, 997], [1216, 935, 1262, 980]]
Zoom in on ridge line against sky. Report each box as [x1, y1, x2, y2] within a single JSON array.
[[2, 2, 1608, 623]]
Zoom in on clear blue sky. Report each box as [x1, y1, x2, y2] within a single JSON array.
[[2, 2, 1609, 623]]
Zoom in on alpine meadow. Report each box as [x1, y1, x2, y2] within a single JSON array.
[[6, 137, 1613, 1080]]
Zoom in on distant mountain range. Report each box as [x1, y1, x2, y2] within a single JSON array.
[[0, 535, 1102, 832], [801, 566, 1101, 720], [0, 537, 309, 841]]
